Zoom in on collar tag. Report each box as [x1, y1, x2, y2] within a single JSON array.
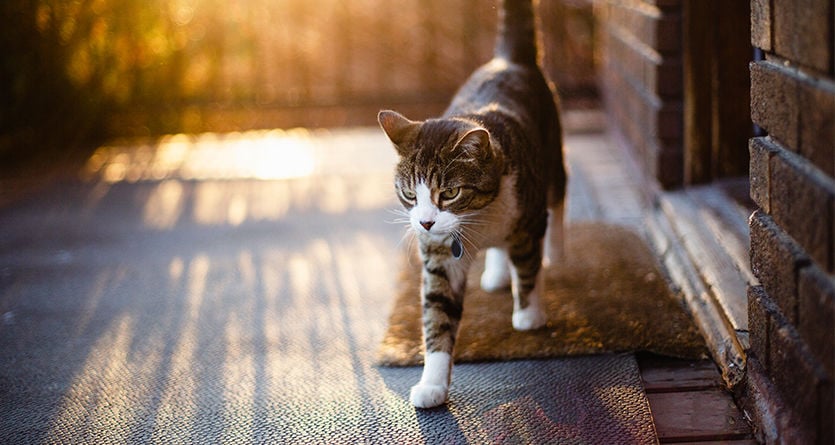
[[451, 239, 463, 259]]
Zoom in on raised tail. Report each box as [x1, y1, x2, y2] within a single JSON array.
[[494, 0, 539, 65]]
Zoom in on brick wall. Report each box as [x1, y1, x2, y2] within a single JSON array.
[[747, 0, 834, 442], [597, 0, 684, 188]]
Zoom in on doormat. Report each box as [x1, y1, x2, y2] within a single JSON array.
[[377, 223, 706, 366]]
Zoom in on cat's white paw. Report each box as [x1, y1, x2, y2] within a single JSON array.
[[480, 267, 511, 292], [512, 305, 547, 331], [410, 383, 448, 408]]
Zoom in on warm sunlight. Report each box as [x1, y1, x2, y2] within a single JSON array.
[[86, 129, 318, 183], [82, 127, 399, 228]]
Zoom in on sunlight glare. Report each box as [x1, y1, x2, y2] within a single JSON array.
[[87, 128, 318, 183], [143, 179, 185, 229]]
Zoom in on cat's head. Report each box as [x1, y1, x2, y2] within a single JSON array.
[[378, 110, 504, 239]]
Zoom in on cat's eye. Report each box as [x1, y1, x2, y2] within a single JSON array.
[[440, 187, 461, 201], [401, 188, 416, 201]]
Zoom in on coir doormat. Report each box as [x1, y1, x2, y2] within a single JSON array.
[[377, 223, 706, 366]]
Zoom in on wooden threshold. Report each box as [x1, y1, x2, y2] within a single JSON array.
[[645, 178, 757, 388]]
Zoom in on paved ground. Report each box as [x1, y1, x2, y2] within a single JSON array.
[[0, 127, 658, 444]]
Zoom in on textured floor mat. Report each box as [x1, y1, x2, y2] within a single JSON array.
[[376, 355, 658, 444], [0, 181, 660, 444]]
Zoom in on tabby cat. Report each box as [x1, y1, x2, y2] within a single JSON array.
[[378, 0, 566, 408]]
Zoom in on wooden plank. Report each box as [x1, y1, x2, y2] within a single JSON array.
[[661, 191, 749, 331], [645, 206, 746, 387], [640, 357, 723, 393], [687, 185, 759, 290], [688, 182, 750, 241], [648, 390, 753, 442]]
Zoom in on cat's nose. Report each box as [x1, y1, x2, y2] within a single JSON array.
[[420, 220, 435, 231]]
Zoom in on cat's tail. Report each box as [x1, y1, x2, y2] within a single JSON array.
[[494, 0, 539, 66]]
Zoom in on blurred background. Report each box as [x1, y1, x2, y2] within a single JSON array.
[[1, 0, 596, 168]]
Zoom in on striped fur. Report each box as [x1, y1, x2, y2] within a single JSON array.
[[378, 0, 566, 408]]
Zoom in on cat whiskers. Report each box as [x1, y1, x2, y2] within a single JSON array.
[[385, 208, 413, 233], [386, 207, 419, 264], [385, 207, 411, 224], [453, 214, 492, 262], [457, 213, 494, 236]]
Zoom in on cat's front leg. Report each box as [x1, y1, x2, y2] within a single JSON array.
[[411, 281, 463, 408], [411, 248, 466, 408], [411, 350, 453, 408]]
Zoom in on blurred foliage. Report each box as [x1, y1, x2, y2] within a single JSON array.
[[1, 0, 596, 163]]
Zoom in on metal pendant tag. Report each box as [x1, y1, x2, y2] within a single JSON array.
[[451, 239, 463, 259]]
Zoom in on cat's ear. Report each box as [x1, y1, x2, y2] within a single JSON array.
[[454, 128, 492, 159], [378, 110, 420, 155]]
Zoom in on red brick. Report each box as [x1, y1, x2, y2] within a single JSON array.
[[798, 79, 835, 177], [600, 0, 683, 190], [750, 210, 810, 324], [748, 285, 771, 364], [747, 282, 830, 443], [750, 0, 771, 51], [749, 137, 778, 213], [768, 316, 832, 444], [770, 151, 834, 271], [772, 0, 834, 73], [645, 16, 664, 50], [797, 264, 835, 376], [750, 61, 799, 149]]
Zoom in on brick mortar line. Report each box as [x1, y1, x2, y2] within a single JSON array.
[[755, 57, 835, 93], [757, 136, 835, 193]]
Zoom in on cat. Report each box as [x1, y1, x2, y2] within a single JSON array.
[[378, 0, 566, 409]]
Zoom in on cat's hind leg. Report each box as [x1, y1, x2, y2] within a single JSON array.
[[543, 199, 566, 267], [508, 235, 548, 331], [480, 247, 512, 292], [510, 269, 547, 330]]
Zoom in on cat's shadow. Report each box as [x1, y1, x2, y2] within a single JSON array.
[[376, 366, 469, 442]]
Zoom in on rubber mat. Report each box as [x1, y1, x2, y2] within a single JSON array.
[[0, 179, 660, 444]]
